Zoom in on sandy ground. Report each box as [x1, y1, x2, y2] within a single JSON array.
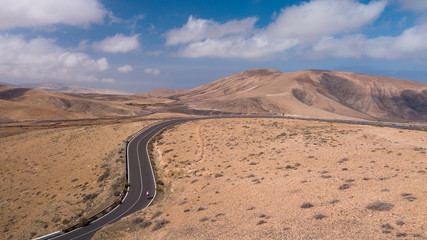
[[0, 120, 156, 240], [94, 118, 427, 240]]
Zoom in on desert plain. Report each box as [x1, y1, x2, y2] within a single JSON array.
[[0, 119, 156, 239], [89, 118, 427, 239], [1, 69, 427, 240]]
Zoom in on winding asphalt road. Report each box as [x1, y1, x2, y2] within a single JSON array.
[[45, 115, 425, 240], [51, 118, 190, 240]]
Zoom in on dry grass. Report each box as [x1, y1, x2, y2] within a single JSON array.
[[0, 120, 156, 240]]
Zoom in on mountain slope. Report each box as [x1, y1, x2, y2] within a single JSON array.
[[171, 69, 427, 122], [0, 85, 149, 122], [136, 88, 186, 98], [19, 83, 133, 95]]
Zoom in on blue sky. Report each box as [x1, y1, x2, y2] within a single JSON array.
[[1, 0, 427, 92]]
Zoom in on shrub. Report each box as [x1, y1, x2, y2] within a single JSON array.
[[314, 213, 327, 220], [151, 211, 163, 220], [152, 219, 170, 231], [78, 218, 89, 228], [300, 202, 314, 208], [97, 169, 110, 182], [82, 193, 98, 203], [257, 220, 267, 225], [140, 221, 152, 229], [366, 200, 393, 211], [132, 217, 144, 224]]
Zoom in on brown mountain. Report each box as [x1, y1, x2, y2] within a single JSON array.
[[171, 69, 427, 122], [136, 88, 186, 98], [0, 85, 158, 122], [19, 83, 133, 95]]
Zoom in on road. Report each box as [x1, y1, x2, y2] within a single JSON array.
[[51, 118, 189, 240], [46, 115, 424, 240]]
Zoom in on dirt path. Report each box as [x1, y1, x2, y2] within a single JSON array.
[[195, 120, 210, 163]]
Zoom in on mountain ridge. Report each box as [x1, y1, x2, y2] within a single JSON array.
[[0, 85, 151, 122], [1, 69, 426, 122], [170, 68, 427, 122], [19, 83, 133, 95]]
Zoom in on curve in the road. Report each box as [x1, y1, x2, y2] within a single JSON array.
[[51, 118, 190, 240], [47, 115, 425, 240]]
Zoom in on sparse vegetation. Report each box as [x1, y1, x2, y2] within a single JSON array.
[[257, 220, 267, 225], [82, 193, 98, 203], [152, 219, 170, 231], [132, 217, 144, 225], [300, 202, 314, 209], [314, 213, 327, 220], [77, 218, 89, 228], [396, 220, 405, 226], [0, 120, 156, 239], [151, 211, 163, 220], [41, 117, 425, 240], [97, 168, 111, 182], [366, 200, 393, 211]]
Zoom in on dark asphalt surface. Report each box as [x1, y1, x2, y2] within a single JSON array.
[[46, 115, 424, 240], [51, 118, 189, 240]]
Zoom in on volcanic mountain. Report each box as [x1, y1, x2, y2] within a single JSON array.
[[0, 85, 165, 122], [19, 83, 133, 95], [170, 69, 427, 122], [135, 88, 186, 98]]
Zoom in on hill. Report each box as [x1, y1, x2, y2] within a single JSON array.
[[0, 85, 164, 122], [2, 69, 426, 122], [19, 83, 133, 95], [136, 88, 186, 98], [171, 69, 427, 122]]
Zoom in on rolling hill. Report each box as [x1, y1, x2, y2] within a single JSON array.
[[170, 69, 427, 122], [135, 88, 186, 98], [19, 83, 133, 95], [2, 69, 426, 122], [0, 85, 165, 122]]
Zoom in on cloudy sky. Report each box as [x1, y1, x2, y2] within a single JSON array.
[[1, 0, 427, 92]]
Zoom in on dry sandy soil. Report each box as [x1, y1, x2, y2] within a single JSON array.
[[0, 120, 156, 240], [94, 118, 427, 240]]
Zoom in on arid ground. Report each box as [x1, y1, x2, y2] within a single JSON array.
[[93, 118, 427, 240], [0, 120, 156, 239]]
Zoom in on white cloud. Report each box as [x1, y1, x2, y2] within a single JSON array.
[[397, 0, 427, 12], [101, 78, 116, 83], [178, 35, 298, 59], [265, 0, 387, 44], [93, 34, 140, 53], [96, 58, 109, 71], [312, 24, 427, 59], [117, 65, 133, 73], [0, 0, 106, 30], [165, 15, 258, 45], [146, 50, 163, 56], [167, 0, 387, 59], [144, 68, 160, 76], [0, 34, 109, 82]]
